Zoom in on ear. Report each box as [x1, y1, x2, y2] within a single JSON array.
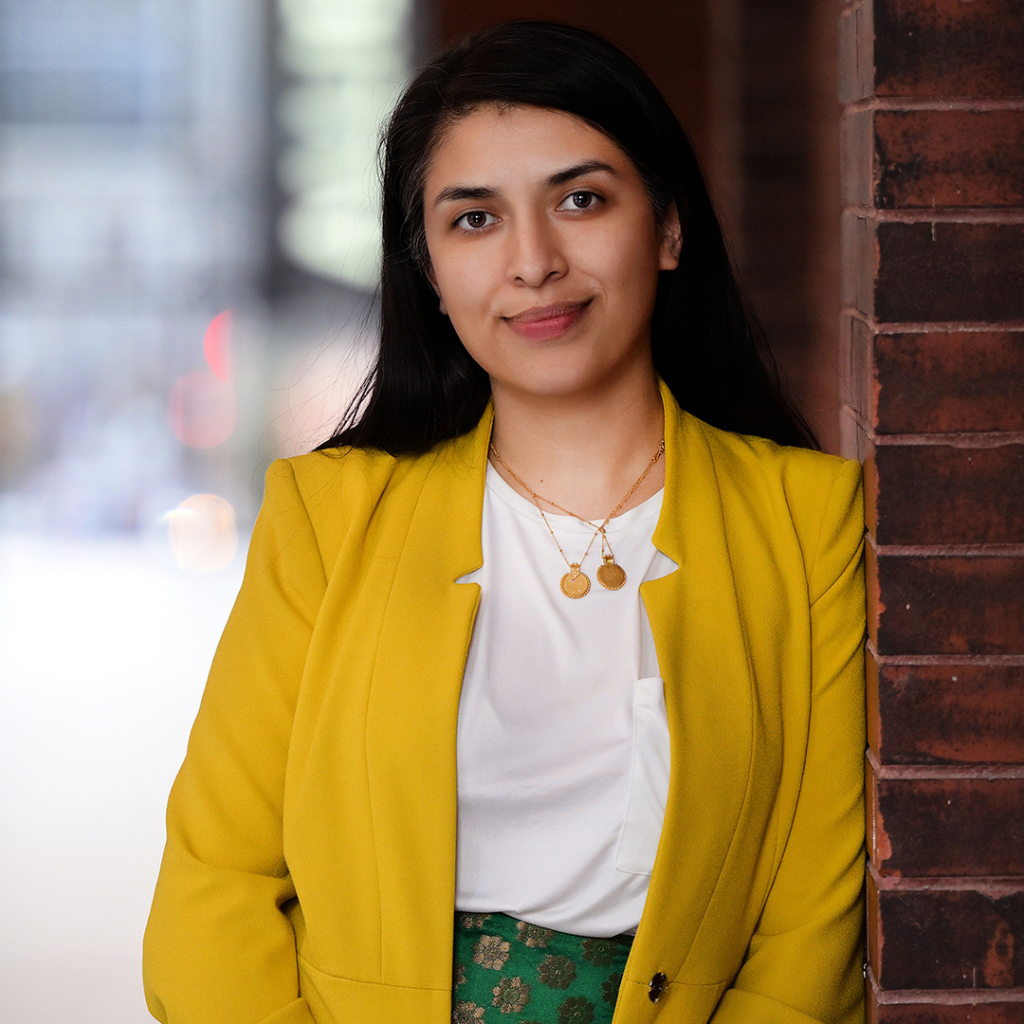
[[424, 264, 448, 315], [658, 203, 683, 271]]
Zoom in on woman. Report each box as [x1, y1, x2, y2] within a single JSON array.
[[144, 22, 865, 1024]]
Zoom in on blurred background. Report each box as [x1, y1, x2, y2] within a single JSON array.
[[0, 1, 842, 1021]]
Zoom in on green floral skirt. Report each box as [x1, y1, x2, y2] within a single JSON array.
[[451, 911, 633, 1024]]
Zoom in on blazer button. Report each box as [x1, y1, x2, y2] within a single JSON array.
[[648, 971, 667, 1003]]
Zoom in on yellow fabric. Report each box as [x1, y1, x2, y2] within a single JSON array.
[[144, 383, 866, 1024]]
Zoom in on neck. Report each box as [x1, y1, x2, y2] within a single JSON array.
[[488, 370, 665, 520]]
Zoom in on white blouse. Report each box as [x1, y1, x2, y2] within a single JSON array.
[[455, 464, 677, 937]]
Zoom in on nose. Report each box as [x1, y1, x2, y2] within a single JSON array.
[[506, 214, 567, 288]]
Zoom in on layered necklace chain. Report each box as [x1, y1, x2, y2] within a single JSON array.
[[488, 439, 665, 599]]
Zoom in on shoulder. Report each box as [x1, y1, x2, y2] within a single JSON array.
[[262, 441, 473, 558], [692, 415, 855, 488], [265, 445, 420, 534], [275, 445, 398, 510], [691, 415, 861, 513], [688, 416, 864, 596]]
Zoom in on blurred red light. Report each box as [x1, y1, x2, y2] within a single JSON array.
[[203, 310, 233, 382]]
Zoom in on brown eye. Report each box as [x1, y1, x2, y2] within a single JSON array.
[[557, 191, 600, 212], [455, 210, 495, 230]]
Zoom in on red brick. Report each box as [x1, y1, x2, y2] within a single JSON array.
[[869, 444, 1024, 546], [839, 2, 875, 104], [874, 0, 1024, 98], [840, 400, 872, 464], [873, 332, 1024, 434], [877, 223, 1024, 324], [842, 211, 876, 315], [873, 1002, 1024, 1024], [875, 110, 1024, 210], [841, 314, 874, 422], [841, 108, 874, 208], [869, 768, 1024, 876], [864, 446, 880, 544], [870, 550, 1024, 656], [870, 881, 1024, 989], [870, 659, 1024, 765]]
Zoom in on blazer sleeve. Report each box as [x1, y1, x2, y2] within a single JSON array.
[[713, 457, 867, 1024], [143, 459, 327, 1024]]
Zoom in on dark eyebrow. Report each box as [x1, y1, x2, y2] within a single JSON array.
[[432, 161, 618, 207], [546, 160, 617, 187], [432, 184, 499, 206]]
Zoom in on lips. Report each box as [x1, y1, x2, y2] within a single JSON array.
[[503, 300, 591, 340]]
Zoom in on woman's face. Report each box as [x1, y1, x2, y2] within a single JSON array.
[[422, 104, 680, 403]]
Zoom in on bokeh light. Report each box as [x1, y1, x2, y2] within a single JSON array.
[[203, 310, 234, 382], [167, 370, 239, 448], [163, 493, 238, 573], [276, 0, 409, 290]]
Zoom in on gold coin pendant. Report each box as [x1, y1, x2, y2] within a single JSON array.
[[560, 564, 591, 599], [597, 556, 627, 591]]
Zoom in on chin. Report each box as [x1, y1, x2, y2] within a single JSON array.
[[495, 363, 630, 402]]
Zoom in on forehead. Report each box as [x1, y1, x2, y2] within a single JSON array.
[[424, 104, 636, 191]]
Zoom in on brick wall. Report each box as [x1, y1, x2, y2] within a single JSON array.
[[839, 0, 1024, 1019]]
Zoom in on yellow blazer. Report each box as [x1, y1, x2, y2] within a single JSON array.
[[144, 384, 866, 1024]]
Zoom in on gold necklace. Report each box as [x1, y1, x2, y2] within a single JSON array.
[[489, 439, 665, 599]]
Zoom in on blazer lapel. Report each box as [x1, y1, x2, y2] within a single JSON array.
[[636, 385, 756, 980], [363, 410, 491, 988]]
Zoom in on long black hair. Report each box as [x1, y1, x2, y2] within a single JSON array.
[[317, 21, 817, 454]]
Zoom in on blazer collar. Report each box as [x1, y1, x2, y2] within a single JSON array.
[[651, 375, 699, 568], [432, 402, 493, 583], [439, 379, 683, 581]]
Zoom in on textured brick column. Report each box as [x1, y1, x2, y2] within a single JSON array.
[[839, 1, 1024, 1020]]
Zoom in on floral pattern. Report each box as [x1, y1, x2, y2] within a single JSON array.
[[580, 939, 619, 968], [601, 972, 622, 1005], [453, 911, 630, 1024], [557, 996, 596, 1024], [459, 913, 493, 929], [537, 954, 577, 990], [473, 935, 511, 970], [492, 976, 531, 1014], [452, 1001, 486, 1023], [515, 921, 553, 948]]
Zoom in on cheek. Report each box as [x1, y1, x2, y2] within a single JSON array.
[[434, 257, 495, 319], [587, 219, 664, 288]]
